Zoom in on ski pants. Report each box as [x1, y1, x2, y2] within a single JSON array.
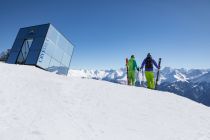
[[145, 71, 155, 89], [128, 70, 136, 86]]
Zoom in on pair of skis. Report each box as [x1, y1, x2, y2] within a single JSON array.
[[155, 58, 161, 90], [125, 58, 161, 90], [126, 58, 129, 85], [135, 68, 145, 87]]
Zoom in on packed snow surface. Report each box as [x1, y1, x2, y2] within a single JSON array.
[[0, 62, 210, 140]]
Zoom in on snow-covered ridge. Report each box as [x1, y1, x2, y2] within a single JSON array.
[[1, 63, 210, 140], [69, 67, 210, 83], [69, 68, 127, 84]]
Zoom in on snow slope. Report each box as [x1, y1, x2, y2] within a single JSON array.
[[1, 62, 210, 140], [69, 68, 210, 106]]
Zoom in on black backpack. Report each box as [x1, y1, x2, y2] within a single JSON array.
[[145, 57, 153, 69]]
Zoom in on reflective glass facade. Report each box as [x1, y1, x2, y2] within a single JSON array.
[[17, 39, 33, 64], [7, 23, 74, 75]]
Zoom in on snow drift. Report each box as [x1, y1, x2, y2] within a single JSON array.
[[0, 62, 210, 140]]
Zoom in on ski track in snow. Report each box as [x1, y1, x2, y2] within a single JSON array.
[[0, 62, 210, 140]]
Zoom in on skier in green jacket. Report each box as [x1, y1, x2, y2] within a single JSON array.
[[127, 55, 139, 86], [140, 53, 159, 89]]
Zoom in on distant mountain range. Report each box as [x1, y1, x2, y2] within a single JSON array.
[[159, 67, 210, 106], [69, 67, 210, 106]]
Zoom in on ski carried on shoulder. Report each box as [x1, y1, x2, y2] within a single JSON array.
[[126, 58, 129, 85], [155, 58, 162, 90]]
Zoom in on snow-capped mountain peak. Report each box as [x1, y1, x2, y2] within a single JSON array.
[[174, 70, 189, 82]]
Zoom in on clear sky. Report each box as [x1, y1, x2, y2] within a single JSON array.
[[0, 0, 210, 70]]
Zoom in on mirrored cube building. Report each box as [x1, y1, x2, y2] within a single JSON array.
[[7, 23, 74, 75]]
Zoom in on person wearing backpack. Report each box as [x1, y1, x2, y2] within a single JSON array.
[[127, 55, 139, 86], [140, 53, 159, 89]]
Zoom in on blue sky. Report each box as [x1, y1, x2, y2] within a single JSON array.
[[0, 0, 210, 69]]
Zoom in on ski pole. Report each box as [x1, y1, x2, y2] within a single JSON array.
[[139, 69, 142, 86], [142, 68, 144, 87]]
